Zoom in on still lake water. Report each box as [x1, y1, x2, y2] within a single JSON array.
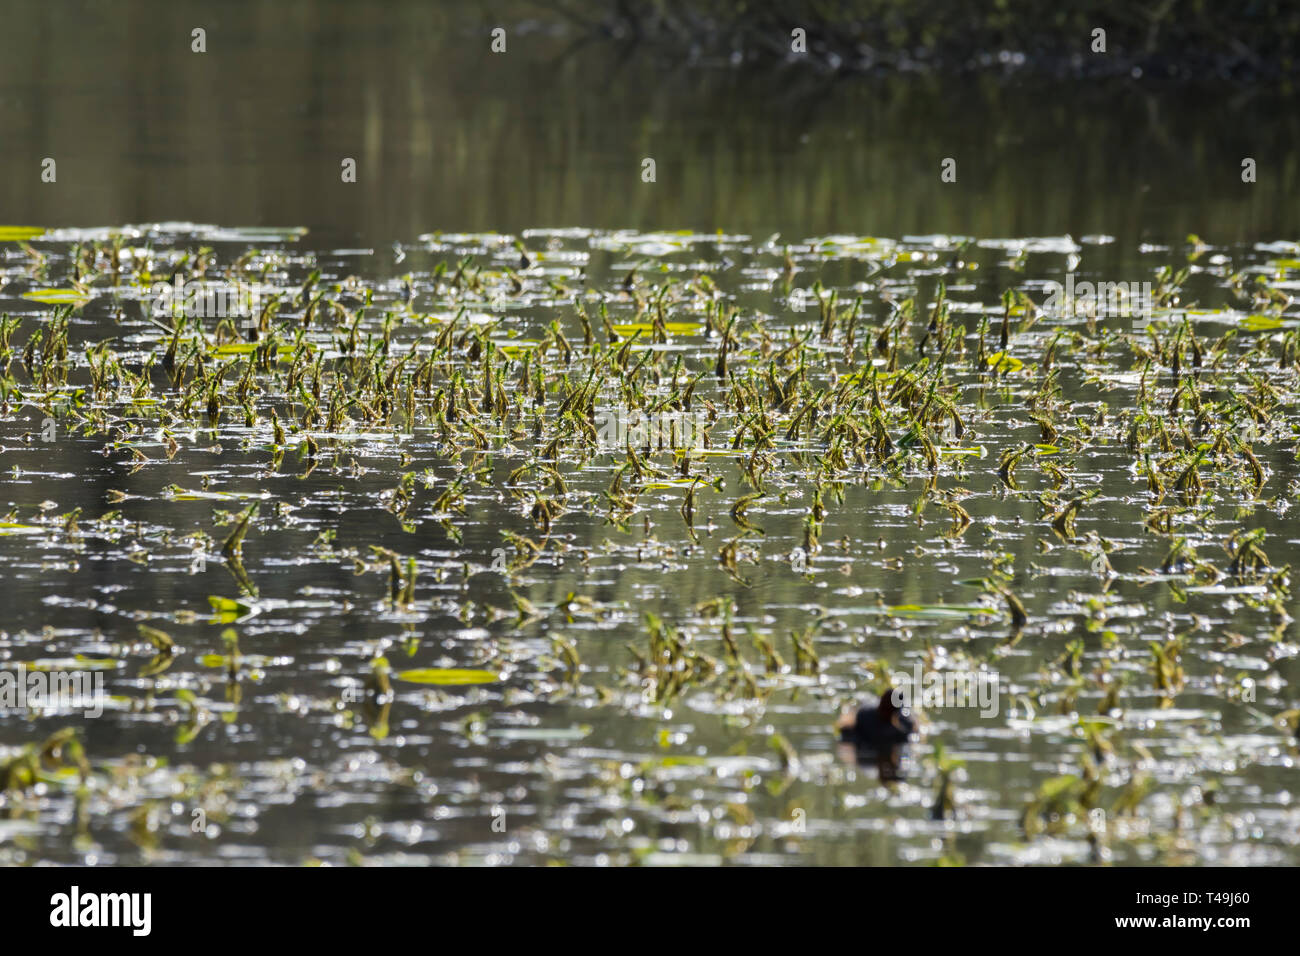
[[1, 1, 1296, 247], [1, 2, 1298, 865]]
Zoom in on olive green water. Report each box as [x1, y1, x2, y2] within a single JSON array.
[[1, 2, 1298, 866]]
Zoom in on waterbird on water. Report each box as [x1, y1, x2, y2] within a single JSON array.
[[835, 693, 918, 782], [837, 693, 917, 750]]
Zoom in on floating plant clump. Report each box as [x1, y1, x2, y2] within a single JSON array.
[[0, 224, 1298, 866]]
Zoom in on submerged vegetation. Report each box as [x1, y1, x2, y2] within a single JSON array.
[[1, 224, 1299, 864]]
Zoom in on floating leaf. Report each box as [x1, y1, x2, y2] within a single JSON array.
[[394, 668, 500, 685], [983, 351, 1024, 373], [1241, 314, 1285, 331], [208, 595, 254, 622], [0, 523, 44, 536], [21, 289, 89, 304]]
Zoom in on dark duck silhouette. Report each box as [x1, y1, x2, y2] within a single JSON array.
[[836, 693, 918, 781], [838, 693, 917, 748]]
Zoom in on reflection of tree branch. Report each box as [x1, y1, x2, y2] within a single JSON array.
[[1228, 85, 1261, 115], [1225, 36, 1263, 71], [544, 31, 599, 69], [615, 0, 640, 38], [528, 0, 596, 31], [1143, 0, 1178, 55], [1141, 94, 1171, 153]]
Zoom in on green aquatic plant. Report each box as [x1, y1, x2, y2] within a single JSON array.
[[4, 225, 1300, 866], [0, 728, 89, 795]]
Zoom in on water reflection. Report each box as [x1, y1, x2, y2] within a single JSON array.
[[0, 1, 1295, 246]]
